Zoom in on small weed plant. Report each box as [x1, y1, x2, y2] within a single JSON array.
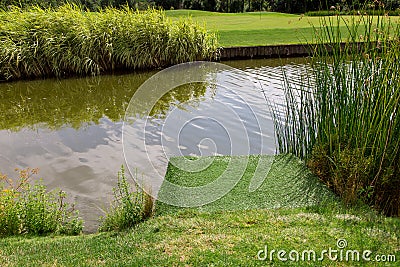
[[0, 168, 83, 236], [99, 166, 153, 232]]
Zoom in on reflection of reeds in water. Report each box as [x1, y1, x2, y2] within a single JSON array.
[[149, 82, 211, 118], [273, 11, 400, 216], [0, 5, 217, 81], [0, 72, 153, 130], [0, 73, 213, 131]]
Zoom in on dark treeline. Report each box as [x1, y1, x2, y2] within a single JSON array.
[[160, 0, 400, 13], [1, 0, 400, 13]]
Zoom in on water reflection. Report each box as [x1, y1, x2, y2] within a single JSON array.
[[0, 72, 152, 130], [0, 58, 309, 231], [0, 70, 215, 231]]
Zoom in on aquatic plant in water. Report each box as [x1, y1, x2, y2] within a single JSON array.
[[273, 10, 400, 216]]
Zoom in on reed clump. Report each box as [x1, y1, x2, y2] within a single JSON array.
[[274, 11, 400, 216], [0, 5, 218, 81]]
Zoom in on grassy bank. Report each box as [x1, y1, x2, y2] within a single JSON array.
[[1, 155, 399, 265], [1, 207, 398, 266], [0, 6, 217, 81], [156, 154, 336, 215], [165, 10, 398, 46]]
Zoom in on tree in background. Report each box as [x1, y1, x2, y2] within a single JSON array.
[[154, 0, 180, 9]]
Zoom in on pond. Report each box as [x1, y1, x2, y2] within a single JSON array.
[[0, 57, 309, 232]]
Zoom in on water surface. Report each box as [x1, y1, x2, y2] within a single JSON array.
[[0, 58, 309, 232]]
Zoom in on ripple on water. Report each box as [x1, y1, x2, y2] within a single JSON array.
[[0, 58, 310, 231]]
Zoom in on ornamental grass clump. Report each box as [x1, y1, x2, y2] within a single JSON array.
[[273, 10, 400, 216], [0, 5, 218, 81]]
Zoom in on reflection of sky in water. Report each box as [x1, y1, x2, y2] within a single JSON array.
[[177, 117, 231, 156], [0, 118, 122, 175], [123, 65, 279, 201], [57, 118, 120, 153], [0, 58, 309, 231], [0, 118, 123, 232], [157, 84, 274, 158]]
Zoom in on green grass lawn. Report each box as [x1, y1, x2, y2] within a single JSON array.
[[156, 154, 336, 215], [1, 207, 398, 266], [1, 154, 398, 266], [166, 10, 316, 46], [165, 10, 398, 47]]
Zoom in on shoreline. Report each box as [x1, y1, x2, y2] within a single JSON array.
[[219, 43, 312, 60], [1, 41, 377, 83], [218, 41, 374, 60]]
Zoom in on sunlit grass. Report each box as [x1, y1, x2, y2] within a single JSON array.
[[0, 207, 398, 266], [156, 154, 336, 215], [166, 10, 399, 46]]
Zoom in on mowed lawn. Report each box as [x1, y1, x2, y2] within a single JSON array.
[[156, 154, 336, 215], [1, 156, 399, 265], [166, 10, 398, 46], [1, 208, 399, 266]]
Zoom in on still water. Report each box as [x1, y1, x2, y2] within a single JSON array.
[[0, 58, 309, 232]]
